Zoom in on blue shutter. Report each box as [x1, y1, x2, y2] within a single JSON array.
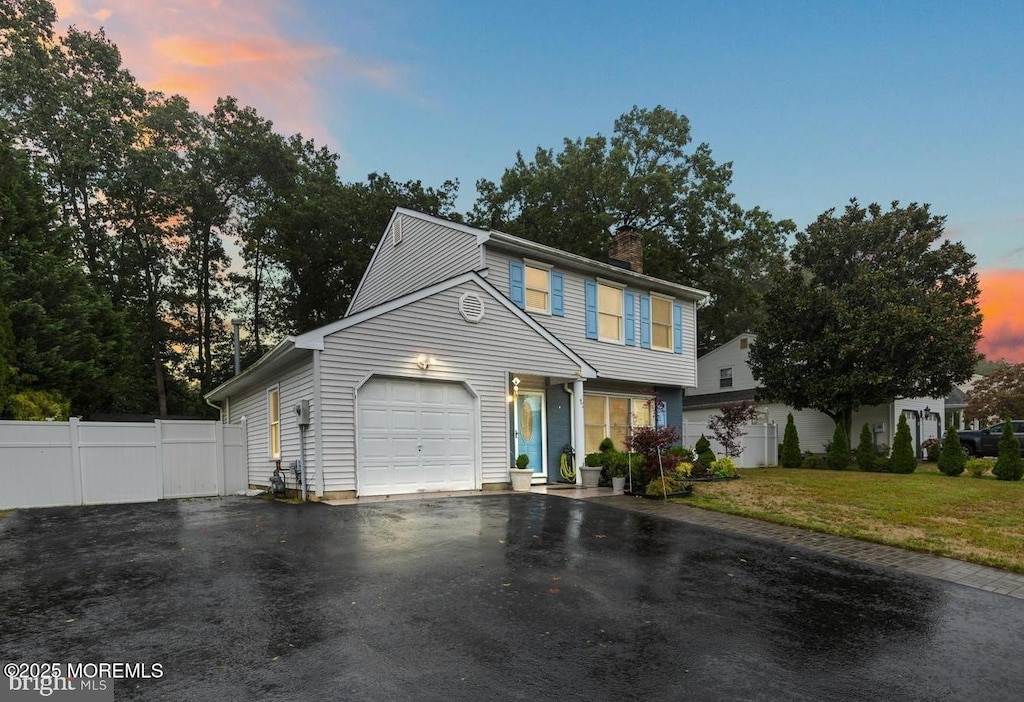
[[509, 261, 525, 308], [584, 280, 598, 339], [640, 295, 651, 349], [624, 291, 636, 346], [673, 303, 684, 354], [551, 272, 565, 316]]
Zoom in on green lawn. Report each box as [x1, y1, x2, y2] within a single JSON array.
[[681, 465, 1024, 572]]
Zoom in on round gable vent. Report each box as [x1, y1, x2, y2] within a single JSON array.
[[459, 292, 485, 323]]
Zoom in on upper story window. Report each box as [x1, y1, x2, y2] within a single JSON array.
[[719, 367, 733, 389], [598, 283, 623, 342], [268, 387, 281, 458], [509, 260, 564, 316], [525, 264, 550, 313], [651, 296, 672, 351]]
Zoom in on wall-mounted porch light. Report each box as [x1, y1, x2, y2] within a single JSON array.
[[416, 354, 435, 370]]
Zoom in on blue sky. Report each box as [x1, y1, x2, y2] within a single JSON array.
[[56, 0, 1024, 358]]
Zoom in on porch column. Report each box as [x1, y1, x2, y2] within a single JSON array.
[[572, 378, 586, 485]]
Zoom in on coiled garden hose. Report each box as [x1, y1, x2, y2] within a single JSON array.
[[559, 450, 576, 481]]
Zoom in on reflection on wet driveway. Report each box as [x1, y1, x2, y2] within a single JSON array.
[[2, 495, 1022, 701]]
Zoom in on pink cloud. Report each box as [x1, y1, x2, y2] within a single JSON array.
[[977, 269, 1024, 363], [53, 1, 403, 145]]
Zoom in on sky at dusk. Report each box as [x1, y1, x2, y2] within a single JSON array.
[[54, 0, 1024, 362]]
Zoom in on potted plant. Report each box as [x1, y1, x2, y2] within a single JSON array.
[[509, 453, 533, 492], [608, 457, 627, 493], [581, 439, 612, 488]]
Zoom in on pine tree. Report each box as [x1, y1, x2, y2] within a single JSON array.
[[889, 414, 917, 474], [992, 418, 1024, 481], [937, 429, 966, 476], [856, 423, 876, 472], [781, 413, 802, 467], [827, 422, 849, 470]]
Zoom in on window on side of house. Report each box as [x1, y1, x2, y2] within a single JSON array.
[[268, 387, 281, 459], [583, 395, 656, 453], [651, 296, 673, 351], [598, 283, 623, 342], [719, 367, 733, 389], [525, 264, 550, 313]]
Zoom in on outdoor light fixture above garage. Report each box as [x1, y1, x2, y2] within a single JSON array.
[[416, 354, 436, 370]]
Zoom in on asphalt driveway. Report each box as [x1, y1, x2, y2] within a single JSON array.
[[2, 494, 1023, 701]]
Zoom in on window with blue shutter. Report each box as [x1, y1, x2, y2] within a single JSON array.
[[584, 280, 598, 339], [673, 303, 684, 354], [640, 295, 651, 349], [509, 261, 525, 308], [551, 272, 565, 316], [624, 291, 636, 346]]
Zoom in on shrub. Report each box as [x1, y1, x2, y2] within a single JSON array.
[[675, 462, 693, 478], [826, 423, 850, 470], [922, 437, 941, 462], [872, 455, 890, 473], [889, 414, 917, 474], [856, 423, 876, 472], [710, 457, 738, 478], [666, 446, 695, 462], [645, 475, 686, 496], [584, 452, 604, 467], [801, 453, 825, 469], [515, 453, 529, 470], [598, 437, 615, 453], [628, 425, 682, 482], [690, 459, 714, 479], [694, 434, 711, 456], [781, 413, 802, 468], [966, 458, 991, 478], [993, 419, 1024, 481], [937, 429, 966, 476]]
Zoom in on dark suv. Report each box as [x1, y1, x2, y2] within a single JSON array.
[[958, 420, 1024, 457]]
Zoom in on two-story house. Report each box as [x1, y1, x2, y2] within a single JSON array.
[[205, 209, 708, 498]]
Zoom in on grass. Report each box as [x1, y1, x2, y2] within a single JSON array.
[[680, 464, 1024, 573]]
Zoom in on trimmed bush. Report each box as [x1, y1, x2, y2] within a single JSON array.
[[922, 437, 941, 462], [937, 429, 966, 476], [827, 423, 850, 470], [711, 457, 738, 478], [645, 475, 687, 496], [856, 423, 876, 472], [889, 414, 917, 474], [801, 453, 825, 469], [966, 458, 991, 478], [781, 413, 802, 468], [872, 455, 890, 473], [993, 419, 1024, 481], [694, 434, 711, 456], [675, 462, 693, 478]]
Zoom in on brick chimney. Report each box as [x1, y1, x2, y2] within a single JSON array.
[[609, 226, 643, 273]]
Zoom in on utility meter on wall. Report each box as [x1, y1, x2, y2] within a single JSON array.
[[294, 400, 310, 426]]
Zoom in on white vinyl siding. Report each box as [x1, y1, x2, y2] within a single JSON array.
[[525, 265, 550, 313], [690, 335, 757, 396], [486, 249, 698, 387], [651, 296, 672, 351], [348, 213, 481, 314], [319, 280, 582, 494]]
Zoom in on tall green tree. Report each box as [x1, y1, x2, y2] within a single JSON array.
[[992, 418, 1023, 481], [780, 413, 802, 468], [937, 429, 966, 476], [470, 105, 793, 350], [889, 414, 917, 474], [749, 200, 982, 437], [856, 423, 876, 472]]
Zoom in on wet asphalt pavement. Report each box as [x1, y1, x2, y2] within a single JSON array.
[[2, 494, 1023, 701]]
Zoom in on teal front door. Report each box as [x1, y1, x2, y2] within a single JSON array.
[[516, 392, 545, 477]]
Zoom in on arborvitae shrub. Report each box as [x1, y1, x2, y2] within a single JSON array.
[[781, 413, 802, 468], [856, 423, 876, 472], [694, 434, 711, 456], [993, 419, 1023, 481], [937, 429, 966, 476], [889, 414, 917, 474], [826, 423, 849, 470]]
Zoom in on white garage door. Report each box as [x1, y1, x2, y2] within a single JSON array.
[[357, 377, 477, 496]]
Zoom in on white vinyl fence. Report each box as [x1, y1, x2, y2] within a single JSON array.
[[0, 419, 246, 509], [680, 421, 779, 468]]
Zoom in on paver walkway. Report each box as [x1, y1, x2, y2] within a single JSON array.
[[580, 491, 1024, 600]]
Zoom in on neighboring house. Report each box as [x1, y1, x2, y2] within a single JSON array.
[[682, 334, 945, 458], [945, 375, 984, 431], [205, 209, 709, 498]]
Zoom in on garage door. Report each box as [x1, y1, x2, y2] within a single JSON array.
[[357, 377, 477, 496]]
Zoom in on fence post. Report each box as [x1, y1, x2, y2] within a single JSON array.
[[69, 417, 83, 505], [240, 416, 249, 489], [154, 419, 164, 499], [214, 420, 225, 496]]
